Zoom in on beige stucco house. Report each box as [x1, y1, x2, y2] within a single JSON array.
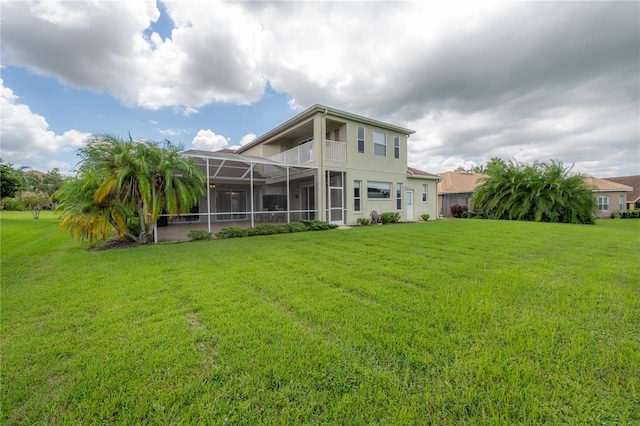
[[602, 175, 640, 210], [155, 105, 440, 241], [584, 176, 633, 218], [436, 171, 487, 217], [435, 172, 633, 220]]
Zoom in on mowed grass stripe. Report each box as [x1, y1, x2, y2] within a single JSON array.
[[2, 211, 639, 424]]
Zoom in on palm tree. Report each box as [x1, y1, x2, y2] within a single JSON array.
[[56, 173, 131, 243], [56, 135, 205, 244], [471, 159, 595, 224]]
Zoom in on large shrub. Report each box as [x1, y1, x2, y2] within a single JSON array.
[[471, 159, 595, 224], [450, 204, 465, 218]]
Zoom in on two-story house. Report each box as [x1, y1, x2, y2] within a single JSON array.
[[155, 104, 440, 242]]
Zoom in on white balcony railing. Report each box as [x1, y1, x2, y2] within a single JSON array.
[[268, 142, 314, 165], [267, 139, 346, 164], [325, 139, 346, 162]]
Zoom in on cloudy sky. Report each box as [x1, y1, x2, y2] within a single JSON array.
[[1, 0, 638, 177]]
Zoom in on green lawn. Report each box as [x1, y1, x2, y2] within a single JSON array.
[[2, 211, 639, 425]]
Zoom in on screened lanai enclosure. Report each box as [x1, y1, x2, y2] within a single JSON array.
[[154, 150, 319, 242]]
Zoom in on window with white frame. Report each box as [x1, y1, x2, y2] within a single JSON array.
[[619, 195, 624, 211], [396, 183, 402, 210], [598, 195, 609, 211], [422, 184, 428, 202], [373, 130, 386, 156], [354, 180, 362, 212], [357, 126, 365, 153], [394, 135, 400, 159], [367, 181, 391, 199]]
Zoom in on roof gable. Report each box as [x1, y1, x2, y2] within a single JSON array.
[[407, 166, 440, 180]]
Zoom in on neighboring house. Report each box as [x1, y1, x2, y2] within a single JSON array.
[[435, 172, 632, 220], [584, 176, 633, 218], [436, 171, 487, 217], [155, 104, 440, 241], [602, 175, 640, 210]]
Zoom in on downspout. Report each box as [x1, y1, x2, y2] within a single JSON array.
[[320, 108, 328, 222], [250, 162, 255, 228], [286, 165, 290, 223], [206, 158, 211, 233], [153, 185, 158, 243]]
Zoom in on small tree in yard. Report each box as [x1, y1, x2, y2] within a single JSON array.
[[19, 191, 50, 219], [56, 134, 206, 244], [450, 204, 465, 218]]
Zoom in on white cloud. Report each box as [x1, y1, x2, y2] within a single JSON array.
[[157, 127, 189, 137], [1, 0, 264, 110], [191, 129, 229, 151], [239, 133, 256, 146], [1, 1, 637, 176], [0, 79, 91, 171]]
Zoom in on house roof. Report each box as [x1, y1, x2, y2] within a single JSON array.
[[182, 149, 317, 181], [237, 104, 415, 154], [215, 148, 237, 154], [436, 171, 487, 194], [602, 175, 640, 202], [25, 170, 46, 178], [583, 176, 633, 193], [182, 149, 287, 166], [407, 166, 441, 180]]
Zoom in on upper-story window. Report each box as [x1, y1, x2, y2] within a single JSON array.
[[373, 130, 387, 156], [394, 135, 400, 159], [357, 126, 365, 153]]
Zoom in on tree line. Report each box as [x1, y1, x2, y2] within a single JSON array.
[[0, 160, 66, 219]]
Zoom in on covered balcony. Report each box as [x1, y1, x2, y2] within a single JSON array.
[[268, 139, 347, 165]]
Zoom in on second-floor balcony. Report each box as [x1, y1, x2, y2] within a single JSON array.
[[268, 140, 347, 165], [269, 142, 313, 165], [325, 139, 346, 163]]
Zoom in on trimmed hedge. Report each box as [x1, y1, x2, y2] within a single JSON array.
[[611, 209, 640, 219], [187, 229, 213, 241], [215, 220, 338, 239]]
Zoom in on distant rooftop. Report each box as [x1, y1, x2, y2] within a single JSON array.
[[437, 171, 487, 194]]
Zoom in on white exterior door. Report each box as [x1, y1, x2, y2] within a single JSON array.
[[327, 171, 344, 225], [406, 189, 414, 221]]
